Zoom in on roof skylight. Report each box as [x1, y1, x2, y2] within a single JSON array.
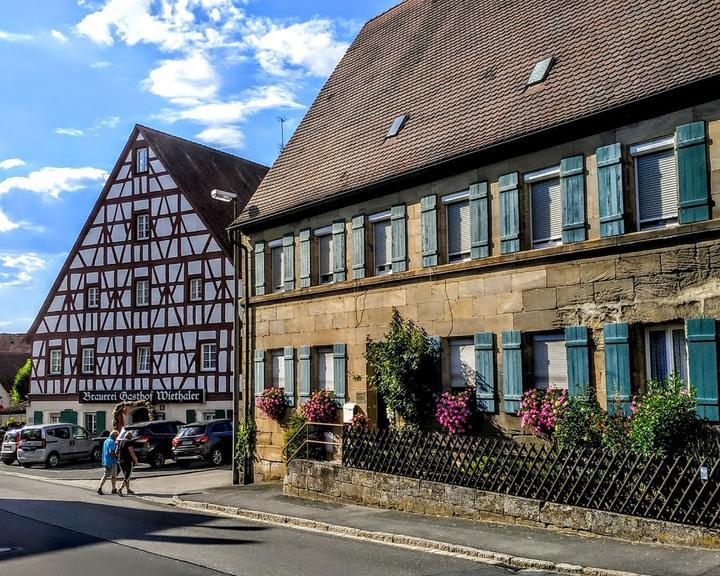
[[527, 57, 554, 86], [386, 114, 408, 138]]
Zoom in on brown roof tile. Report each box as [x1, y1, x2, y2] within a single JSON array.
[[0, 334, 30, 354], [235, 0, 720, 227]]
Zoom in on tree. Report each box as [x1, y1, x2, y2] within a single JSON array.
[[11, 359, 31, 404]]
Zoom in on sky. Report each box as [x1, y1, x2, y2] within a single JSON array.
[[0, 0, 398, 333]]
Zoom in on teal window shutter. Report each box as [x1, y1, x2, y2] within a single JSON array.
[[284, 346, 295, 405], [420, 195, 438, 267], [333, 343, 347, 401], [96, 410, 106, 434], [33, 411, 43, 425], [604, 323, 630, 415], [676, 122, 710, 224], [596, 144, 624, 237], [560, 155, 586, 244], [470, 182, 490, 259], [687, 318, 719, 421], [60, 409, 77, 424], [499, 172, 520, 254], [282, 234, 295, 291], [254, 349, 265, 396], [299, 346, 311, 403], [185, 409, 196, 423], [215, 409, 226, 419], [351, 215, 366, 279], [565, 326, 590, 397], [502, 330, 522, 413], [475, 332, 496, 413], [332, 220, 346, 282], [391, 204, 407, 272], [299, 229, 311, 288], [254, 241, 265, 296]]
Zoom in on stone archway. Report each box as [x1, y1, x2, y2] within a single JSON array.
[[112, 400, 157, 431]]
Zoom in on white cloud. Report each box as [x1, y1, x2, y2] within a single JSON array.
[[55, 128, 85, 137], [0, 159, 25, 170], [0, 209, 20, 233], [0, 30, 33, 42], [0, 253, 46, 288], [93, 115, 121, 129], [90, 61, 112, 69], [51, 29, 68, 43], [0, 167, 108, 199], [143, 53, 219, 104], [195, 126, 245, 149]]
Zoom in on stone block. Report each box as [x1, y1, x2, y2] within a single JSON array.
[[443, 485, 476, 508], [450, 297, 473, 318], [540, 502, 591, 529], [593, 278, 633, 303], [496, 291, 523, 313], [383, 291, 407, 308], [484, 275, 512, 295], [523, 288, 557, 311], [513, 310, 559, 332], [418, 301, 448, 321], [633, 273, 679, 300], [458, 279, 485, 298], [503, 495, 541, 522], [557, 284, 594, 307], [660, 247, 700, 273], [363, 292, 385, 309], [615, 253, 661, 279], [546, 265, 580, 287], [275, 306, 297, 320], [512, 270, 546, 292], [474, 491, 504, 515], [473, 295, 497, 316], [579, 260, 616, 283], [339, 482, 363, 501]]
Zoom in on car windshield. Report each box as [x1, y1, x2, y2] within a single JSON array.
[[178, 426, 205, 437], [21, 429, 42, 441], [119, 427, 146, 440], [3, 431, 18, 442]]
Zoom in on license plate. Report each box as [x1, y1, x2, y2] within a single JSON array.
[[182, 440, 192, 446]]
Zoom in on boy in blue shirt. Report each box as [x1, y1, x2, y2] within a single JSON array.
[[97, 430, 119, 495]]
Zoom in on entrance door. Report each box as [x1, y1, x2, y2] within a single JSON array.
[[131, 408, 149, 423]]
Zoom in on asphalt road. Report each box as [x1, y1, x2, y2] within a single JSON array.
[[0, 474, 560, 576]]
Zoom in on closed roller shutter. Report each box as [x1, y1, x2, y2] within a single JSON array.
[[447, 200, 471, 260], [531, 177, 562, 246], [533, 334, 568, 389], [374, 220, 392, 274], [637, 149, 678, 227]]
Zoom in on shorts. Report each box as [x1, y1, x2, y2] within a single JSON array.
[[103, 464, 118, 479]]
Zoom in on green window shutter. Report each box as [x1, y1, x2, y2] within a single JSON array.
[[561, 155, 586, 244], [333, 343, 347, 401], [33, 411, 43, 425], [676, 121, 710, 224], [60, 409, 77, 424], [96, 410, 106, 434], [284, 346, 295, 406], [282, 234, 295, 291], [391, 204, 407, 272], [470, 181, 490, 259], [254, 241, 265, 296], [299, 346, 311, 402], [596, 144, 625, 237], [475, 332, 496, 413], [185, 410, 196, 423], [299, 229, 311, 288], [565, 326, 590, 398], [254, 349, 265, 396], [499, 172, 520, 254], [420, 195, 438, 267], [332, 220, 346, 282], [604, 323, 631, 415], [687, 318, 719, 421], [502, 330, 522, 413], [351, 215, 366, 279], [215, 409, 226, 419]]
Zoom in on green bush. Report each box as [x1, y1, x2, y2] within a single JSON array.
[[10, 359, 30, 404], [554, 395, 605, 449], [629, 374, 699, 457]]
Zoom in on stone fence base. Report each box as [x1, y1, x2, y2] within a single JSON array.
[[284, 459, 720, 549]]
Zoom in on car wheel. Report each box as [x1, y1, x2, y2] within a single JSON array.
[[2, 459, 14, 465], [150, 451, 165, 468], [90, 447, 101, 462], [45, 452, 60, 468], [208, 447, 224, 467]]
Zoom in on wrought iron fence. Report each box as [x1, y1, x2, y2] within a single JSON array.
[[342, 427, 720, 528]]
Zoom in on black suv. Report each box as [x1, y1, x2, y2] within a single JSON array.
[[118, 420, 183, 468], [172, 419, 233, 467]]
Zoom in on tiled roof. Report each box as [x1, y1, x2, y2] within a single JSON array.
[[235, 0, 720, 227], [0, 334, 30, 354]]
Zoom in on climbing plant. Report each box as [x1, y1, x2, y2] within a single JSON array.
[[10, 359, 31, 404]]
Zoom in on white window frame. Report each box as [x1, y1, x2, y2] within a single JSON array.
[[314, 225, 334, 285], [200, 342, 217, 372], [135, 279, 150, 307], [630, 135, 678, 231], [84, 412, 97, 435], [87, 286, 100, 308], [269, 238, 284, 293], [137, 346, 151, 374], [50, 413, 60, 424], [532, 333, 568, 390], [442, 191, 472, 263], [189, 277, 203, 302], [525, 166, 562, 249], [203, 411, 216, 421], [449, 338, 475, 388], [49, 349, 62, 375], [271, 350, 286, 389], [81, 348, 95, 374], [369, 210, 392, 276], [644, 324, 688, 383], [136, 213, 150, 241], [317, 347, 335, 392], [136, 147, 148, 173]]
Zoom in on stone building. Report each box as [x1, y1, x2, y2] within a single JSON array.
[[231, 0, 720, 477], [26, 125, 267, 432]]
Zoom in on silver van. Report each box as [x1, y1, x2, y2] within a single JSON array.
[[17, 424, 101, 468]]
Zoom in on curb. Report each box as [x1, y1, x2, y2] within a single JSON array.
[[170, 495, 654, 576]]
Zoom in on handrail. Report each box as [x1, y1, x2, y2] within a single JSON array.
[[283, 422, 345, 464]]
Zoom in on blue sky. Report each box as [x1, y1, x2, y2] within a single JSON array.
[[0, 0, 397, 333]]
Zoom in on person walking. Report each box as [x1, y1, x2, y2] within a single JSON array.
[[97, 430, 119, 495], [117, 431, 139, 496]]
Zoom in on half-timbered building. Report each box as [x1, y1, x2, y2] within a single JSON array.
[[26, 125, 267, 432]]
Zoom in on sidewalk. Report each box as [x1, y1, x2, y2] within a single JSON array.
[[172, 480, 720, 576]]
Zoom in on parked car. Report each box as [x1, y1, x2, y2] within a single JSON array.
[[17, 424, 102, 468], [172, 419, 233, 467], [118, 420, 183, 468], [1, 429, 22, 465]]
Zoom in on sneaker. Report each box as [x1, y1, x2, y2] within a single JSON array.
[[126, 489, 135, 495], [97, 488, 104, 495], [117, 491, 124, 497], [111, 489, 117, 494]]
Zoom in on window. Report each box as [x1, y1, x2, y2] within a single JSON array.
[[270, 239, 284, 293], [386, 114, 408, 138], [443, 192, 471, 262], [449, 338, 476, 388], [50, 413, 60, 424], [189, 277, 203, 301], [85, 413, 97, 435], [137, 346, 151, 373], [271, 350, 285, 389], [87, 286, 100, 308], [527, 167, 562, 248], [532, 334, 567, 390], [318, 347, 334, 392], [136, 147, 148, 173], [136, 213, 150, 241], [203, 411, 216, 421], [81, 348, 95, 374], [371, 211, 392, 275], [201, 343, 217, 371], [72, 425, 88, 440], [49, 349, 62, 375], [316, 227, 334, 284], [135, 279, 150, 307], [631, 136, 678, 230], [645, 325, 688, 383]]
